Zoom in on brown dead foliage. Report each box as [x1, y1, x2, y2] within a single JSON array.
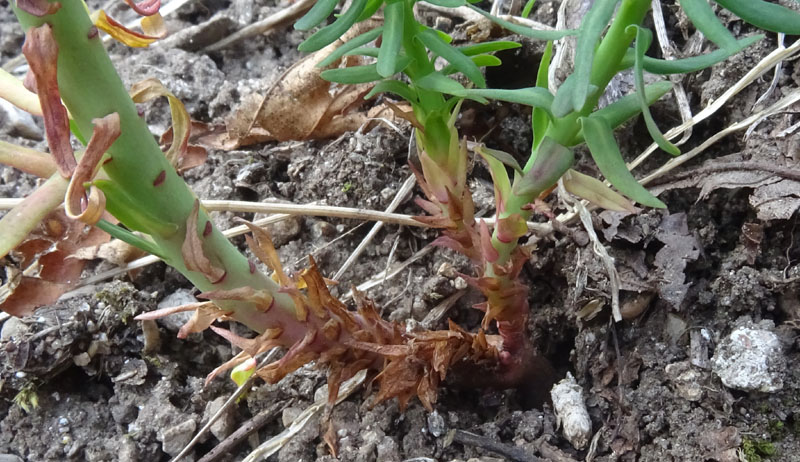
[[205, 21, 396, 149], [142, 219, 500, 410], [0, 210, 110, 316]]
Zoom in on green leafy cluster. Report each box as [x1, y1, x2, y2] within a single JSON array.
[[295, 0, 799, 210]]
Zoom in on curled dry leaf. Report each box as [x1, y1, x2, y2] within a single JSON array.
[[22, 24, 75, 178], [65, 113, 121, 225], [123, 0, 161, 16], [16, 0, 61, 16], [0, 210, 110, 317], [649, 153, 800, 222], [91, 10, 160, 47], [182, 200, 226, 284], [217, 20, 386, 148], [130, 78, 206, 172]]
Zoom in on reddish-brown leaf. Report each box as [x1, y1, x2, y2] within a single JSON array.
[[182, 200, 226, 283], [22, 24, 75, 178]]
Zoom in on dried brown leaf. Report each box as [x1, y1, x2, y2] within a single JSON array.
[[182, 200, 226, 283], [65, 113, 120, 225], [22, 24, 75, 178], [0, 210, 110, 316]]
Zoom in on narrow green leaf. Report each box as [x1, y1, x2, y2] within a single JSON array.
[[365, 80, 418, 103], [457, 41, 521, 56], [298, 0, 368, 52], [532, 40, 553, 150], [346, 46, 380, 58], [629, 25, 679, 156], [295, 0, 340, 31], [378, 1, 404, 78], [355, 0, 384, 22], [95, 219, 165, 258], [460, 87, 554, 113], [521, 0, 536, 18], [571, 0, 621, 113], [679, 0, 739, 51], [417, 28, 485, 87], [563, 169, 636, 212], [321, 64, 383, 84], [476, 146, 523, 173], [468, 4, 577, 40], [714, 0, 800, 34], [318, 26, 382, 67], [513, 137, 573, 197], [475, 146, 513, 202], [441, 55, 501, 75], [580, 116, 666, 208], [570, 80, 673, 145], [94, 179, 180, 236], [617, 35, 761, 74], [416, 72, 483, 101], [551, 75, 598, 118], [423, 0, 467, 7]]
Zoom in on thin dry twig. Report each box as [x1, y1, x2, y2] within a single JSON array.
[[333, 175, 415, 281], [196, 400, 287, 462], [650, 0, 693, 145], [241, 369, 367, 462], [171, 348, 281, 462], [628, 36, 800, 172], [451, 429, 545, 462], [204, 0, 316, 52], [558, 180, 622, 322]]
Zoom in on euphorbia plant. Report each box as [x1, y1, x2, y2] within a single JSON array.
[[293, 0, 800, 387]]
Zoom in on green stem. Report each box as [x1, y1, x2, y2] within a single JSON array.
[[495, 0, 651, 266], [12, 1, 295, 336]]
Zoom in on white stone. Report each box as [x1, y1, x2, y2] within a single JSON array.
[[551, 372, 592, 450], [711, 325, 784, 392]]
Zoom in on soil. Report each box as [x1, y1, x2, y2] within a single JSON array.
[[1, 0, 800, 461]]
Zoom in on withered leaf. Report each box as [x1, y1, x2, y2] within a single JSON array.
[[182, 200, 226, 283], [0, 210, 110, 316], [22, 24, 75, 178]]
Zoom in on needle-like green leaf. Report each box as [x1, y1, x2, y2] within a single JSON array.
[[629, 25, 679, 156], [295, 0, 340, 31], [423, 0, 467, 7], [457, 41, 522, 56], [378, 1, 404, 77], [417, 28, 485, 87], [679, 0, 739, 51], [95, 219, 165, 259], [318, 26, 382, 67], [570, 80, 673, 145], [617, 35, 761, 74], [441, 55, 502, 75], [714, 0, 800, 34], [532, 40, 552, 150], [580, 116, 666, 208], [365, 80, 418, 103], [477, 146, 523, 173], [459, 87, 554, 113], [322, 62, 406, 84], [570, 0, 620, 113], [298, 0, 368, 52], [521, 0, 536, 18], [468, 4, 577, 40]]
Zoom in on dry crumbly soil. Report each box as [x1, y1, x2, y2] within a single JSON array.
[[1, 0, 800, 461]]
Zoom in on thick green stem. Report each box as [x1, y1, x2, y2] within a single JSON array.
[[12, 1, 296, 337], [495, 0, 651, 266]]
